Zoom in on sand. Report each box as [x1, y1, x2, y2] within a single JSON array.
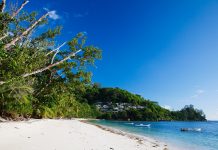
[[0, 119, 168, 150]]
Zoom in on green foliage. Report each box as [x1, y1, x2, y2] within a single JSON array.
[[83, 87, 206, 121], [0, 13, 12, 37], [171, 105, 206, 121], [0, 3, 101, 120], [84, 87, 146, 105], [0, 80, 34, 118]]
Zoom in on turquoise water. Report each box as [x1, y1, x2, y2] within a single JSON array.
[[90, 120, 218, 150]]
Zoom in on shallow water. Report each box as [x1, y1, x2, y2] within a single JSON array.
[[90, 120, 218, 150]]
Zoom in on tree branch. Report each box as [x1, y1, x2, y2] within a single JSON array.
[[46, 42, 66, 56], [11, 0, 29, 19], [4, 12, 49, 49], [0, 1, 29, 42], [0, 33, 8, 41], [0, 49, 82, 85], [51, 49, 60, 64], [0, 0, 6, 13], [22, 49, 81, 77], [50, 42, 67, 64]]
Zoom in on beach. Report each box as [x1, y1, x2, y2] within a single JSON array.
[[0, 119, 168, 150]]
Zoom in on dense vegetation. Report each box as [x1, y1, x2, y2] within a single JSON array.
[[83, 86, 206, 121], [0, 1, 206, 121], [98, 103, 206, 121], [171, 105, 206, 121], [0, 0, 101, 119]]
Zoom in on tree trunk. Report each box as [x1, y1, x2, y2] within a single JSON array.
[[0, 0, 6, 13]]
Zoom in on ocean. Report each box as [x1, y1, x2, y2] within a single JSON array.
[[90, 120, 218, 150]]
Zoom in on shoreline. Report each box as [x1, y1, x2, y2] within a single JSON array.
[[81, 119, 169, 148], [0, 119, 169, 150]]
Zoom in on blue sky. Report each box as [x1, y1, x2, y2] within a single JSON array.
[[21, 0, 218, 120]]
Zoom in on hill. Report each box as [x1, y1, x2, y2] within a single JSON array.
[[83, 86, 206, 121]]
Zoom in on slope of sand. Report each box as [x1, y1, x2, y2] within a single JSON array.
[[0, 119, 168, 150]]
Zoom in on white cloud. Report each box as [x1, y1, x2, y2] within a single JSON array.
[[43, 7, 49, 12], [73, 12, 88, 18], [48, 11, 60, 20], [196, 89, 205, 94], [44, 8, 60, 20], [191, 89, 205, 98], [162, 105, 172, 110]]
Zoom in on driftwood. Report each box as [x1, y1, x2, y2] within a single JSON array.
[[0, 117, 7, 122]]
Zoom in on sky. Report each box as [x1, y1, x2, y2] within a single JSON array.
[[15, 0, 218, 120]]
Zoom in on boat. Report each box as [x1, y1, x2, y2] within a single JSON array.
[[180, 128, 202, 132], [135, 123, 151, 127], [125, 122, 134, 125]]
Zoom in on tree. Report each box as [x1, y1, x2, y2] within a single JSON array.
[[0, 0, 101, 119]]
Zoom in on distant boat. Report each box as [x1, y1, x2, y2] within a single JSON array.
[[180, 128, 202, 132], [135, 124, 151, 127], [125, 122, 134, 125]]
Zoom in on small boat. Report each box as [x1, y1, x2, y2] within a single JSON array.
[[125, 122, 134, 125], [180, 128, 202, 132], [194, 128, 202, 132], [135, 124, 151, 127]]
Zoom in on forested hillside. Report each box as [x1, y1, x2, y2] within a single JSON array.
[[83, 86, 206, 121]]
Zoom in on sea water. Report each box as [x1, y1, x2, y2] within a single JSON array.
[[90, 120, 218, 150]]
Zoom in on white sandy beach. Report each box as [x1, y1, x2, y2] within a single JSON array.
[[0, 119, 168, 150]]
